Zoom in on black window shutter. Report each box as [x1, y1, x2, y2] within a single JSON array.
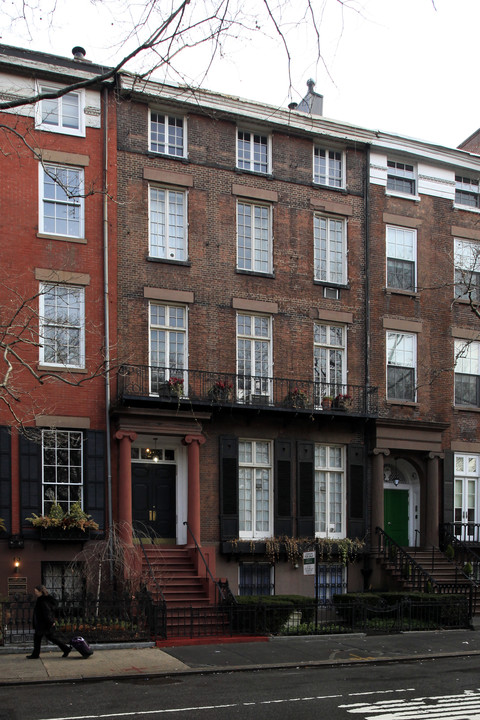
[[297, 441, 314, 537], [84, 430, 106, 530], [0, 427, 11, 533], [443, 450, 454, 525], [347, 443, 366, 539], [274, 439, 293, 536], [19, 430, 41, 534], [219, 436, 239, 540]]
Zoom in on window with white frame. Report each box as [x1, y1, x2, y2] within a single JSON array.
[[36, 84, 84, 136], [316, 564, 346, 603], [39, 283, 85, 367], [239, 440, 272, 539], [313, 147, 343, 188], [239, 563, 274, 596], [149, 303, 187, 393], [149, 186, 187, 261], [149, 111, 185, 157], [237, 130, 270, 174], [236, 314, 272, 401], [455, 340, 480, 407], [237, 201, 272, 273], [314, 215, 346, 285], [387, 159, 416, 195], [42, 429, 83, 515], [40, 164, 84, 238], [455, 175, 480, 209], [387, 331, 416, 401], [314, 444, 345, 538], [454, 453, 480, 542], [455, 239, 480, 302], [314, 324, 346, 401], [42, 561, 85, 606], [386, 225, 416, 291]]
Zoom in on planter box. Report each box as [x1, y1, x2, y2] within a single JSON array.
[[39, 528, 91, 542]]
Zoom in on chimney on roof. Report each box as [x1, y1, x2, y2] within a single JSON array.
[[72, 46, 87, 61], [295, 79, 323, 117]]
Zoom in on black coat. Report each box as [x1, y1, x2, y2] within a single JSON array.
[[32, 594, 57, 634]]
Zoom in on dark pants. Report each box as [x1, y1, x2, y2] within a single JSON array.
[[31, 626, 70, 657]]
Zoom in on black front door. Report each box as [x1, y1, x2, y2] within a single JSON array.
[[132, 463, 176, 539]]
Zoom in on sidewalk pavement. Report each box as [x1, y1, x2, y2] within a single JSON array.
[[2, 629, 480, 686]]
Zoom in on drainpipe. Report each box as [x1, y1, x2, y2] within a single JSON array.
[[363, 144, 373, 585], [102, 85, 113, 539]]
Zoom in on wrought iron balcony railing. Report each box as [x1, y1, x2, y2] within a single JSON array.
[[118, 365, 378, 416]]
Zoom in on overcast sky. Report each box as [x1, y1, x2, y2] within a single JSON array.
[[1, 0, 478, 151]]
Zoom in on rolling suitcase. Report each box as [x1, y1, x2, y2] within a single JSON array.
[[70, 635, 94, 658]]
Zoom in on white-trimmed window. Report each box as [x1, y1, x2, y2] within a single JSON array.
[[239, 440, 272, 539], [39, 283, 85, 368], [387, 332, 416, 401], [149, 303, 187, 393], [149, 186, 187, 261], [387, 160, 416, 196], [314, 324, 346, 401], [237, 314, 272, 401], [455, 175, 480, 209], [455, 340, 480, 408], [314, 215, 346, 285], [386, 225, 416, 291], [313, 147, 343, 188], [237, 201, 272, 273], [455, 239, 480, 302], [42, 430, 83, 514], [149, 111, 185, 157], [36, 84, 84, 136], [40, 164, 84, 238], [239, 563, 274, 596], [454, 453, 480, 542], [237, 130, 270, 174], [314, 444, 345, 539]]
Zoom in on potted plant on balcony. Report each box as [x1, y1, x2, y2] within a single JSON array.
[[284, 387, 308, 409], [167, 376, 184, 397], [26, 501, 99, 541], [334, 393, 353, 410], [321, 395, 333, 410], [208, 380, 234, 402]]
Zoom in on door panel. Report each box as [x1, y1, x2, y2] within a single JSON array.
[[384, 489, 409, 546], [132, 463, 176, 539]]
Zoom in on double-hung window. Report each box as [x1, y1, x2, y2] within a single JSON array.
[[313, 147, 343, 187], [238, 440, 272, 539], [237, 130, 270, 173], [149, 186, 187, 261], [149, 303, 187, 393], [314, 215, 346, 285], [455, 340, 480, 408], [150, 111, 185, 157], [237, 201, 272, 273], [236, 314, 272, 402], [314, 324, 345, 401], [454, 453, 480, 542], [386, 225, 416, 291], [39, 283, 85, 368], [40, 164, 84, 238], [36, 85, 84, 136], [314, 444, 345, 539], [387, 160, 416, 196], [387, 332, 416, 401], [455, 239, 480, 302], [455, 175, 480, 209], [42, 429, 83, 515]]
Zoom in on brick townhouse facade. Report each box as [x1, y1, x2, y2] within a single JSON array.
[[1, 42, 480, 605], [0, 45, 117, 598]]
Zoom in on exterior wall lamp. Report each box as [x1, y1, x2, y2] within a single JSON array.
[[13, 557, 20, 573]]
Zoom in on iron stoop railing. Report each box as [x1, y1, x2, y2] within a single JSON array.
[[118, 364, 378, 416]]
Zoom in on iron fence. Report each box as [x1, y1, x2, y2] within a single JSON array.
[[118, 364, 378, 416]]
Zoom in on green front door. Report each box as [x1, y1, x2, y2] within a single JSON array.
[[384, 489, 409, 546]]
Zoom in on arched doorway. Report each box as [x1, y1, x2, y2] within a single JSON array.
[[383, 459, 420, 547]]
